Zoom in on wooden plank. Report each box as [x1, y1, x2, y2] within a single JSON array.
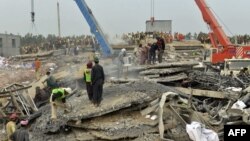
[[10, 51, 53, 60], [0, 108, 6, 117], [10, 92, 25, 116], [0, 85, 31, 95], [0, 95, 11, 98], [174, 87, 227, 99], [140, 104, 158, 116]]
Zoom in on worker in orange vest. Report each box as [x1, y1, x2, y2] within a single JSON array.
[[34, 57, 41, 80]]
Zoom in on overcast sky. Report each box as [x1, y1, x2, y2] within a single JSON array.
[[0, 0, 250, 37]]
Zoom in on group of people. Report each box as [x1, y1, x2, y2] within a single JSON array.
[[32, 57, 73, 120], [121, 31, 174, 45], [83, 57, 105, 107], [20, 34, 98, 54], [134, 37, 166, 65], [5, 113, 29, 141]]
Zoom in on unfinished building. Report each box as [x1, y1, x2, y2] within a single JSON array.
[[0, 33, 20, 57]]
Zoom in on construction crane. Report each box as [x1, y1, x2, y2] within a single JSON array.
[[195, 0, 250, 64], [75, 0, 113, 57], [30, 0, 112, 57]]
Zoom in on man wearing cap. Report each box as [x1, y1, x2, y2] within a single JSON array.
[[50, 87, 72, 120], [10, 120, 29, 141], [84, 61, 93, 102], [156, 37, 165, 63], [42, 71, 59, 90], [91, 57, 105, 107], [6, 113, 17, 141]]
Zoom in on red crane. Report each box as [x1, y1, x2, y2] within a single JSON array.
[[195, 0, 250, 64]]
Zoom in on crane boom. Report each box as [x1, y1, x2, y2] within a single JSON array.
[[194, 0, 250, 64], [195, 0, 232, 49], [74, 0, 113, 56]]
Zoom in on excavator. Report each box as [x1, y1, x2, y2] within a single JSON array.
[[195, 0, 250, 75]]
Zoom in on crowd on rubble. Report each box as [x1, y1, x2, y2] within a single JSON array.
[[113, 36, 166, 69], [19, 32, 250, 55], [196, 32, 250, 45], [230, 34, 250, 45], [20, 34, 98, 54], [120, 32, 186, 45]]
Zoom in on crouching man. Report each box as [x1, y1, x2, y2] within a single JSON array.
[[50, 87, 72, 120]]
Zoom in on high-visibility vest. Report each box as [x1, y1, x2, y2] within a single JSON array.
[[52, 88, 65, 100], [84, 69, 91, 82]]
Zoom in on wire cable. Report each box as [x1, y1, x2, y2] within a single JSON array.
[[206, 2, 235, 37]]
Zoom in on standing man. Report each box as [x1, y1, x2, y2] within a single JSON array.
[[50, 87, 72, 120], [34, 57, 41, 80], [149, 43, 158, 65], [91, 57, 105, 107], [10, 120, 29, 141], [156, 37, 165, 63], [84, 61, 93, 102], [117, 48, 126, 78], [6, 113, 17, 141]]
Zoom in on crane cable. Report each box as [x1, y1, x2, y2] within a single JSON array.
[[151, 0, 155, 18], [206, 2, 235, 37], [30, 0, 39, 34], [210, 8, 235, 37], [150, 0, 155, 24]]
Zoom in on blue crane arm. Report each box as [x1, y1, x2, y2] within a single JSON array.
[[74, 0, 113, 56]]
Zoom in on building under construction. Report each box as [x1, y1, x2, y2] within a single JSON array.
[[0, 33, 20, 57]]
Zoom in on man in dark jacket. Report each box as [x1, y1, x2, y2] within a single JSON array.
[[149, 43, 158, 64], [33, 86, 50, 107], [91, 57, 105, 107], [156, 37, 165, 63], [10, 120, 29, 141]]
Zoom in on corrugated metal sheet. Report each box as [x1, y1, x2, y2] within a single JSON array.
[[146, 20, 172, 33]]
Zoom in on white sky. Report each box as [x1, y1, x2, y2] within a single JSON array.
[[0, 0, 249, 37]]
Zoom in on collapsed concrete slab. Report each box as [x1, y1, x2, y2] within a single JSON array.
[[31, 81, 177, 135], [145, 61, 199, 69], [66, 81, 175, 121], [144, 73, 188, 82], [140, 67, 189, 76]]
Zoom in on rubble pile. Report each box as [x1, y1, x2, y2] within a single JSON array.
[[24, 79, 247, 141], [139, 61, 199, 83], [1, 49, 250, 141], [188, 70, 248, 90]]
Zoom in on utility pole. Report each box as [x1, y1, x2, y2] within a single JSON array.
[[57, 0, 61, 37]]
